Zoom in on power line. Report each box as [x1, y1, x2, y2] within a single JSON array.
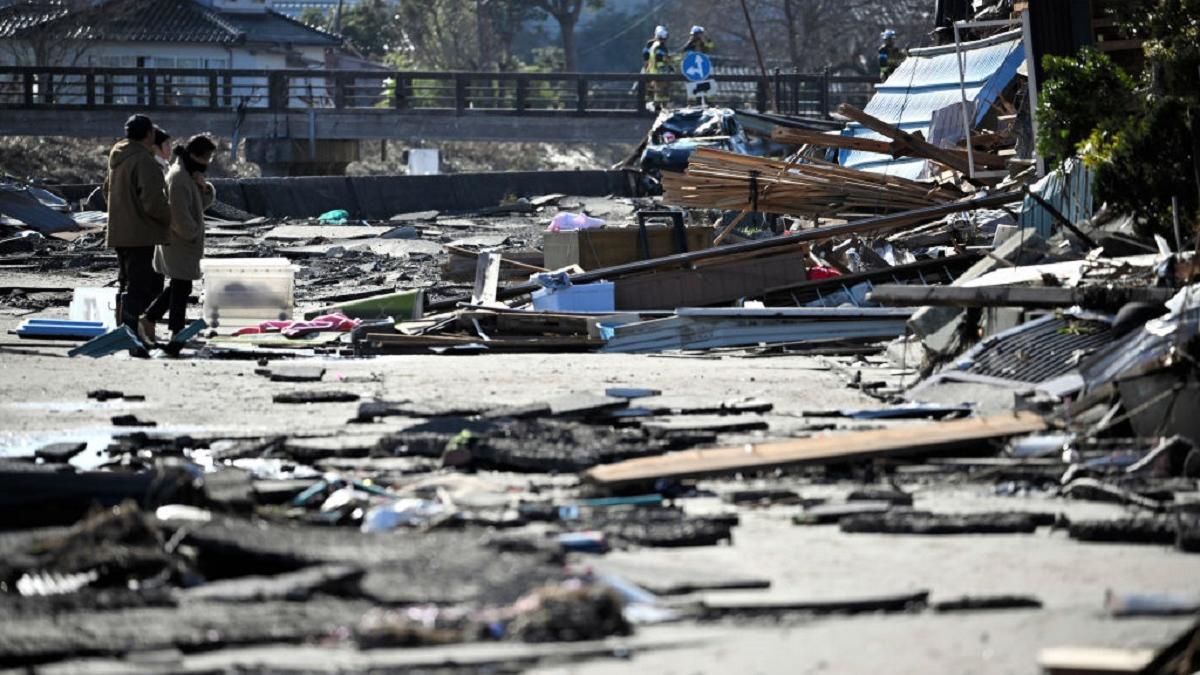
[[578, 1, 666, 56]]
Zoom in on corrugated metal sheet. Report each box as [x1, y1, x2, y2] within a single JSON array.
[[841, 29, 1025, 180], [1017, 157, 1095, 238]]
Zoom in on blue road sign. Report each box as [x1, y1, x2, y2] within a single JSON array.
[[682, 52, 713, 82]]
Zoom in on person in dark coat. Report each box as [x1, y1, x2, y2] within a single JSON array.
[[143, 134, 217, 350]]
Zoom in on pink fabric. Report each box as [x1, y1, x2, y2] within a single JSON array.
[[233, 312, 361, 338]]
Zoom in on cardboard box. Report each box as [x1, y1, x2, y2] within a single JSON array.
[[613, 250, 808, 310], [544, 226, 714, 271]]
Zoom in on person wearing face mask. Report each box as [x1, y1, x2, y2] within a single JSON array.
[[152, 127, 172, 171], [142, 134, 217, 351]]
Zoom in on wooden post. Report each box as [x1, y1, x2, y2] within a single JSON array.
[[454, 73, 466, 114], [576, 77, 587, 114], [755, 79, 767, 113], [222, 73, 232, 107], [208, 73, 218, 108], [773, 68, 782, 114], [23, 72, 33, 105], [85, 71, 95, 107], [515, 75, 528, 113], [267, 71, 287, 110], [392, 75, 406, 109], [44, 72, 54, 104], [820, 67, 830, 117], [635, 78, 646, 113], [103, 73, 113, 105], [332, 74, 346, 109]]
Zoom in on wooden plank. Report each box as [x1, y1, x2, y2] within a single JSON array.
[[585, 412, 1048, 486], [1037, 646, 1154, 674], [470, 251, 502, 306]]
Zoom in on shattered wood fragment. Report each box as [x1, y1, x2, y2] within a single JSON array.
[[585, 413, 1048, 486], [1067, 518, 1178, 546], [701, 590, 929, 617], [110, 414, 155, 427], [178, 564, 363, 603], [793, 501, 895, 525], [272, 391, 361, 404], [34, 442, 86, 463], [932, 595, 1043, 612], [839, 511, 1044, 535], [256, 365, 326, 383]]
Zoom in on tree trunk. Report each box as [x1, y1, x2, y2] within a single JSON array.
[[559, 15, 578, 72], [783, 0, 800, 69]]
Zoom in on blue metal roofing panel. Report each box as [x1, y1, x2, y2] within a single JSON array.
[[841, 30, 1025, 180]]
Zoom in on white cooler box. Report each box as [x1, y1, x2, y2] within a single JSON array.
[[200, 258, 295, 327]]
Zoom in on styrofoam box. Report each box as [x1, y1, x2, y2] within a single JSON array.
[[200, 257, 295, 327], [531, 282, 615, 313], [69, 287, 119, 329]]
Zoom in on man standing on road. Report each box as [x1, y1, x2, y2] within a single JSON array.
[[104, 114, 171, 349]]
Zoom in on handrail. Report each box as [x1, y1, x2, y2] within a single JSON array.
[[0, 66, 876, 118], [0, 65, 877, 83]]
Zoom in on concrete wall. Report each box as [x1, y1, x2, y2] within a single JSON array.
[[209, 169, 637, 219]]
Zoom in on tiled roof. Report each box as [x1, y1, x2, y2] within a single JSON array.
[[0, 1, 70, 38], [0, 0, 339, 45]]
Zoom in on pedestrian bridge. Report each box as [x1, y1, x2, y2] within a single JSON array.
[[0, 67, 874, 144]]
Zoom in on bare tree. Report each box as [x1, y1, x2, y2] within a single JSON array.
[[531, 0, 603, 72], [674, 0, 929, 75]]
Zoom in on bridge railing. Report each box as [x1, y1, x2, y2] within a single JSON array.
[[0, 67, 876, 117]]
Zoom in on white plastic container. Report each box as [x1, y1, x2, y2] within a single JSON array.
[[69, 287, 118, 329], [531, 281, 615, 313], [199, 257, 295, 327]]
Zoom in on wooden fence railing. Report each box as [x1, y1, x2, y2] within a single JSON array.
[[0, 67, 876, 118]]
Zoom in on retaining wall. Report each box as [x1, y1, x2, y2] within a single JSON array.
[[55, 169, 638, 219]]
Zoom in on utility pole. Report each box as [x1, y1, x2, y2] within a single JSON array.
[[739, 0, 776, 113]]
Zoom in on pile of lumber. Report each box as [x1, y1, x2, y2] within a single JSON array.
[[661, 147, 964, 218]]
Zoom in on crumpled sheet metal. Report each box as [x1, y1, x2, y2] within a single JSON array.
[[0, 183, 79, 234], [840, 29, 1026, 179], [1079, 284, 1200, 391]]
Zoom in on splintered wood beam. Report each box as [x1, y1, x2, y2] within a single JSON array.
[[585, 412, 1048, 485], [771, 127, 897, 154], [773, 126, 1011, 169], [837, 103, 1007, 179]]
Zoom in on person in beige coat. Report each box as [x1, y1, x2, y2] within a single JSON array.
[[142, 134, 217, 348], [104, 114, 171, 344]]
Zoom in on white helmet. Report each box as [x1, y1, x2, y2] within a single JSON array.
[[655, 25, 668, 39], [691, 26, 704, 35], [882, 29, 897, 40]]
